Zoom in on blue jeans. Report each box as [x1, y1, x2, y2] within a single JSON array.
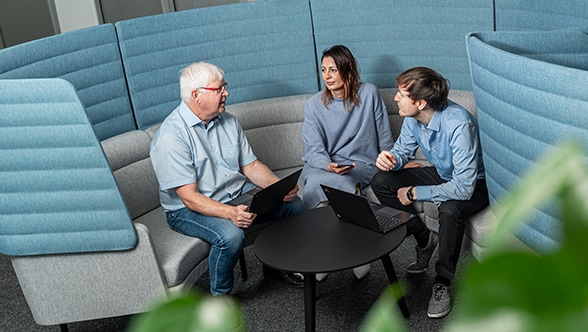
[[166, 196, 303, 295]]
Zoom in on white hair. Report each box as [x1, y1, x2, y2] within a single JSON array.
[[179, 62, 224, 102]]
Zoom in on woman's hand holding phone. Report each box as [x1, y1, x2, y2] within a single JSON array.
[[328, 162, 355, 174]]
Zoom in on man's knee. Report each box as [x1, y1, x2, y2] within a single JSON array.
[[438, 203, 466, 228], [370, 171, 399, 194], [218, 226, 245, 251], [285, 197, 304, 215]]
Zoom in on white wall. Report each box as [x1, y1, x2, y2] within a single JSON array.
[[54, 0, 100, 33]]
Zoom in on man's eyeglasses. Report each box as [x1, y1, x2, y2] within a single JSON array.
[[197, 83, 228, 94]]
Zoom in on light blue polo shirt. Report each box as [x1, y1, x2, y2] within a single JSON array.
[[150, 101, 257, 212]]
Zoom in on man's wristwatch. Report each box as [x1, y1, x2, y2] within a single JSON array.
[[407, 186, 416, 201]]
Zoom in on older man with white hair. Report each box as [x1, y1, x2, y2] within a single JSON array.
[[150, 62, 304, 296]]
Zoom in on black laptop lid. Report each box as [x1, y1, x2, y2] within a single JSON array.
[[320, 184, 386, 232], [320, 184, 412, 233], [248, 169, 302, 215]]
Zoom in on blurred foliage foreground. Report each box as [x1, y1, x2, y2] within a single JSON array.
[[129, 141, 588, 332], [363, 141, 588, 332]]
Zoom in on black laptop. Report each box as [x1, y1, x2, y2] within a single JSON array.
[[320, 184, 413, 233], [228, 169, 302, 215]]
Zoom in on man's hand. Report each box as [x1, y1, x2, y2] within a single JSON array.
[[404, 161, 424, 169], [229, 205, 256, 228], [376, 151, 396, 171], [283, 184, 300, 202], [397, 186, 414, 206], [328, 162, 355, 174]]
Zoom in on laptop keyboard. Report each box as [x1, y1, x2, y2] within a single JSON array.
[[376, 214, 404, 232]]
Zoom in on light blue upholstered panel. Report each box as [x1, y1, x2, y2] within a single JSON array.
[[0, 79, 137, 256], [310, 0, 494, 90], [495, 0, 588, 31], [466, 31, 588, 254], [0, 24, 135, 141], [115, 0, 318, 130]]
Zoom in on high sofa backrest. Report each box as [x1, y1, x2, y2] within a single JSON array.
[[310, 0, 495, 91], [495, 0, 588, 31], [114, 0, 319, 131], [0, 0, 586, 143], [0, 78, 137, 256], [466, 30, 588, 253], [0, 24, 135, 141], [113, 0, 496, 132]]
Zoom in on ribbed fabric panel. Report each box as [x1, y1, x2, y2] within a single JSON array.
[[0, 24, 135, 140], [466, 31, 588, 254], [0, 79, 137, 256], [115, 0, 318, 130], [310, 0, 494, 90], [495, 0, 588, 31]]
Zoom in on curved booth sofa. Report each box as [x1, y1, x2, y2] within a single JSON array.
[[3, 0, 584, 328], [466, 30, 588, 254]]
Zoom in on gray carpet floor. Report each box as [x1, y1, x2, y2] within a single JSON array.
[[0, 237, 476, 332]]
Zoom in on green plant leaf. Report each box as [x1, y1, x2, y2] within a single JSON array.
[[360, 285, 408, 332], [127, 292, 244, 332], [446, 140, 588, 331], [485, 141, 587, 258], [456, 251, 588, 316], [558, 176, 588, 263]]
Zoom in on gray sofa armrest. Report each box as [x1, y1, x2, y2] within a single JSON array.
[[11, 223, 168, 326]]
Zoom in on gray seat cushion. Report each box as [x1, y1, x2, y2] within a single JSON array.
[[135, 207, 210, 287]]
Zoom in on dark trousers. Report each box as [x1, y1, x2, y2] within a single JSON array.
[[370, 167, 489, 280]]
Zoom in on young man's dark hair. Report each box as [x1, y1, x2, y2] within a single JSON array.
[[396, 66, 449, 111]]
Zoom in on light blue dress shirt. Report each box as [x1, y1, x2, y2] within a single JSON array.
[[390, 101, 485, 203], [150, 101, 257, 212]]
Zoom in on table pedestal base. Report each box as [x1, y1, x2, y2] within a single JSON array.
[[302, 255, 409, 332]]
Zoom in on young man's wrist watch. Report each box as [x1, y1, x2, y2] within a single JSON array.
[[407, 186, 416, 201]]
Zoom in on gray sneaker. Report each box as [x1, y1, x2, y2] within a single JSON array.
[[406, 231, 439, 274], [427, 283, 451, 318]]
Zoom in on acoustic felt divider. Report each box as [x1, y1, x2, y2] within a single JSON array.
[[115, 0, 318, 130], [495, 0, 588, 31], [0, 24, 135, 140], [0, 79, 137, 256], [466, 30, 588, 253], [310, 0, 494, 90]]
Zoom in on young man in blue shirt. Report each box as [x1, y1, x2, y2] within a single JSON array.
[[371, 67, 489, 318], [150, 62, 304, 296]]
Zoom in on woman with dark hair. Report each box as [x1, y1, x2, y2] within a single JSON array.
[[301, 45, 393, 208], [301, 45, 394, 279]]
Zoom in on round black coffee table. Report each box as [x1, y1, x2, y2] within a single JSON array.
[[254, 206, 409, 331]]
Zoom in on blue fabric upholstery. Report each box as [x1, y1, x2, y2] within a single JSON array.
[[309, 0, 494, 90], [0, 79, 137, 256], [115, 0, 318, 130], [466, 30, 588, 254], [0, 24, 135, 140], [495, 0, 588, 31]]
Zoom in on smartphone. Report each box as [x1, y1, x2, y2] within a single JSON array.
[[337, 163, 354, 168]]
